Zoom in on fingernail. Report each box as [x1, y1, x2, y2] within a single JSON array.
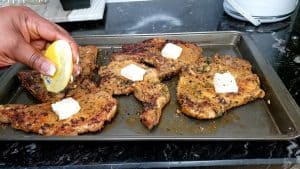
[[76, 55, 80, 64], [42, 63, 56, 76]]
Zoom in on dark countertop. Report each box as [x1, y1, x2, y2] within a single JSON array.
[[1, 0, 300, 168]]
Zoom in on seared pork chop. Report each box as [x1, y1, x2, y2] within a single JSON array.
[[18, 71, 65, 102], [4, 46, 118, 136], [0, 91, 117, 136], [177, 55, 265, 119], [17, 45, 98, 103], [133, 69, 170, 129], [111, 38, 204, 80], [77, 45, 98, 78], [99, 60, 170, 129], [98, 61, 135, 95]]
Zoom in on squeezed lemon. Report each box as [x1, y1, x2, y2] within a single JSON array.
[[42, 40, 73, 93]]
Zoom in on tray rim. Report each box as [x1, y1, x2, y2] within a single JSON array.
[[72, 31, 241, 37], [72, 31, 242, 43], [0, 31, 300, 141]]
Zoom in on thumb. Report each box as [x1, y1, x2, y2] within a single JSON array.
[[14, 41, 56, 76]]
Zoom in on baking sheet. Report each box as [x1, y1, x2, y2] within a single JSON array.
[[0, 31, 300, 141]]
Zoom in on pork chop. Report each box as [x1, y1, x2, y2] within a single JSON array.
[[177, 54, 265, 119], [17, 45, 98, 103], [111, 38, 204, 80], [18, 71, 65, 102], [77, 45, 98, 78], [99, 60, 170, 129], [0, 90, 117, 136]]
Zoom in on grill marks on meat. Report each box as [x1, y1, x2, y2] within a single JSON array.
[[99, 60, 170, 129], [17, 46, 98, 103], [111, 38, 204, 80], [177, 55, 265, 119], [0, 91, 117, 136]]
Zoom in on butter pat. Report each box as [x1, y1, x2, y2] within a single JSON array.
[[51, 97, 81, 120], [120, 64, 147, 81], [213, 72, 238, 93], [161, 43, 182, 60]]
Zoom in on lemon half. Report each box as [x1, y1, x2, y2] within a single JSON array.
[[42, 40, 73, 93]]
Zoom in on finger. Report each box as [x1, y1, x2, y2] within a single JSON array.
[[54, 24, 79, 66], [73, 64, 80, 76], [0, 55, 16, 66], [30, 39, 80, 76], [24, 9, 79, 75], [70, 41, 80, 77], [30, 40, 47, 51], [53, 26, 80, 76], [69, 40, 79, 65], [28, 15, 79, 65], [31, 20, 79, 76], [13, 40, 56, 76]]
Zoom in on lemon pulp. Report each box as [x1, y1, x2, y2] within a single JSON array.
[[42, 40, 73, 93]]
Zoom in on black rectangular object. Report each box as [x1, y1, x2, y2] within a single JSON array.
[[60, 0, 90, 10], [0, 31, 299, 141]]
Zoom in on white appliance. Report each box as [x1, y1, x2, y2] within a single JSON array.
[[224, 0, 298, 25]]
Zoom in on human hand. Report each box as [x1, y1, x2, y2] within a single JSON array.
[[0, 6, 79, 76]]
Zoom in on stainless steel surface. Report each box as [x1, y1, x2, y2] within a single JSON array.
[[0, 31, 299, 141]]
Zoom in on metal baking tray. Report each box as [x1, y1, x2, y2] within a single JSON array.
[[0, 31, 300, 141]]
